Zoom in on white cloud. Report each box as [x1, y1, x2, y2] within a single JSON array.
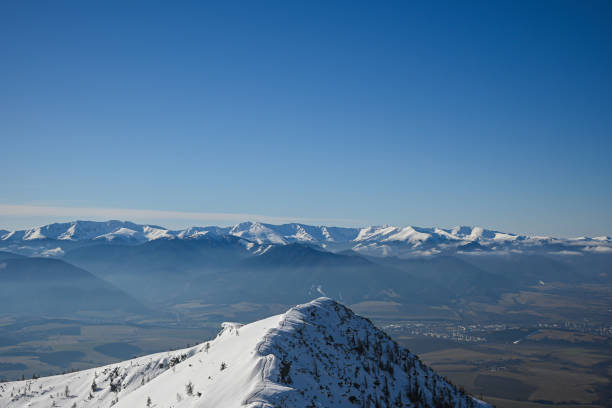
[[583, 245, 612, 253], [41, 247, 65, 257], [548, 250, 583, 256]]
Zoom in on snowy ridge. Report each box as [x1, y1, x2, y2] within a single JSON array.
[[1, 221, 168, 243], [1, 220, 610, 258], [0, 298, 489, 408]]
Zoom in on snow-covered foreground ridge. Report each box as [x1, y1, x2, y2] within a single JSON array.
[[0, 298, 489, 408], [2, 220, 611, 258]]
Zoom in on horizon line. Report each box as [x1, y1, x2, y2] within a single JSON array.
[[1, 204, 608, 239], [0, 204, 363, 230]]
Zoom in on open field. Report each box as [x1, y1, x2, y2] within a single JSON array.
[[0, 318, 217, 381], [398, 330, 612, 407]]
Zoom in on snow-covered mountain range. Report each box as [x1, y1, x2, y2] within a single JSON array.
[[1, 220, 611, 258], [0, 298, 489, 408]]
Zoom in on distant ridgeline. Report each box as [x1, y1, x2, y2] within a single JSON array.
[[0, 220, 611, 317], [1, 220, 611, 257]]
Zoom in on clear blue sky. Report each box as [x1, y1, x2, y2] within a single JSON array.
[[1, 1, 611, 236]]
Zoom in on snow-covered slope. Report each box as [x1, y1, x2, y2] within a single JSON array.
[[229, 222, 360, 245], [0, 298, 489, 408], [2, 220, 610, 258], [0, 221, 168, 243]]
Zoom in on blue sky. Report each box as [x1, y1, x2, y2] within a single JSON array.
[[1, 1, 611, 236]]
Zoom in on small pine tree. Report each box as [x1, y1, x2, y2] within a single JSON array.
[[186, 381, 194, 396], [146, 396, 152, 407], [110, 381, 120, 393]]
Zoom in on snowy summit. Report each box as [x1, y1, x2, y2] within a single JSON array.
[[0, 298, 489, 408]]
